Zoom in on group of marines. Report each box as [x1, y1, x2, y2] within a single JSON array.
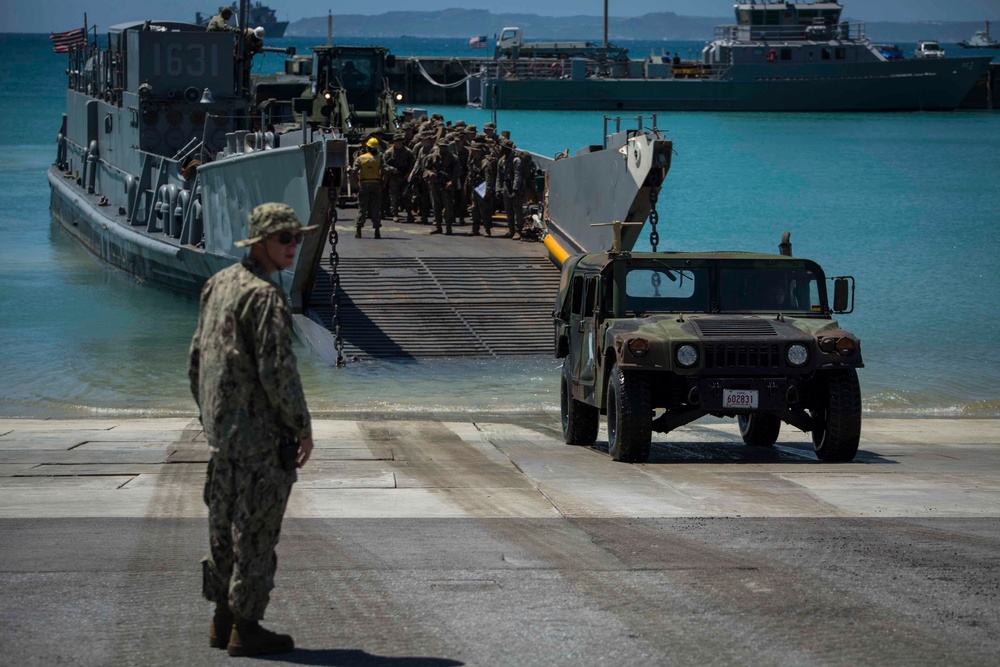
[[351, 114, 537, 239]]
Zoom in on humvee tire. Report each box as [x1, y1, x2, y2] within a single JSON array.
[[812, 369, 862, 462], [561, 363, 598, 446], [738, 413, 781, 447], [607, 363, 652, 463]]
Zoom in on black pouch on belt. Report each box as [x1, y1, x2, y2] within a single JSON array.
[[279, 439, 299, 472]]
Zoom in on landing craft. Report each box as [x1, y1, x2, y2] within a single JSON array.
[[47, 3, 674, 361], [49, 10, 344, 305]]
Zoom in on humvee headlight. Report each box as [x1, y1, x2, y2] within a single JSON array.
[[395, 92, 404, 102], [676, 344, 698, 368], [786, 344, 809, 367], [628, 338, 649, 357]]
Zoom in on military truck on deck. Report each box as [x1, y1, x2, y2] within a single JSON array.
[[554, 233, 864, 463]]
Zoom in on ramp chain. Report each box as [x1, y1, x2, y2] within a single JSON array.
[[327, 178, 346, 367], [648, 187, 660, 252]]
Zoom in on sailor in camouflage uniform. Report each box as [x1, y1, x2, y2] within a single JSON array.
[[408, 131, 437, 224], [495, 138, 525, 239], [189, 203, 316, 657], [382, 133, 415, 223], [206, 7, 239, 32], [466, 141, 492, 236], [426, 139, 462, 235]]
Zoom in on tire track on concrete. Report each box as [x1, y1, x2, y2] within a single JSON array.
[[468, 425, 996, 665]]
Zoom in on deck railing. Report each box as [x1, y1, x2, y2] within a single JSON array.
[[476, 59, 730, 82], [715, 21, 866, 43]]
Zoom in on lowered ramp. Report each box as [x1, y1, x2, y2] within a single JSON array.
[[305, 220, 560, 359]]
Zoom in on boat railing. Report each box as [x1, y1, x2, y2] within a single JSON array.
[[715, 21, 866, 43], [477, 58, 728, 82]]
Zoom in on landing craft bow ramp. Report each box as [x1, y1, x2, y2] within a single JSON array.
[[304, 222, 561, 359]]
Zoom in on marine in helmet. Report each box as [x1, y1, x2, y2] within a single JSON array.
[[352, 137, 384, 238]]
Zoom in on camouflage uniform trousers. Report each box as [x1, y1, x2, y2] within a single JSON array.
[[429, 181, 455, 232], [502, 193, 524, 235], [409, 179, 431, 223], [455, 185, 467, 224], [202, 453, 295, 620], [387, 175, 411, 221], [355, 181, 383, 231], [470, 192, 494, 235]]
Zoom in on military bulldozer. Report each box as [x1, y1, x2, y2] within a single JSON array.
[[253, 44, 403, 202]]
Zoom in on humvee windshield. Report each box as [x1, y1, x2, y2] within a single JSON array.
[[719, 267, 821, 312], [626, 267, 709, 312], [623, 265, 822, 314]]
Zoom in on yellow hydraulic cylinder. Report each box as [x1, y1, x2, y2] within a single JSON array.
[[543, 233, 570, 266]]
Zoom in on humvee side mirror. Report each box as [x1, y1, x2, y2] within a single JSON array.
[[386, 55, 396, 68], [832, 276, 854, 314]]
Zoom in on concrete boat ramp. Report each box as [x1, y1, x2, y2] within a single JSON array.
[[299, 218, 560, 361], [2, 415, 999, 665]]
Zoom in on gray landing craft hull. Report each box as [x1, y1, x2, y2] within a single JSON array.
[[484, 57, 993, 111], [48, 138, 339, 297], [50, 170, 230, 294]]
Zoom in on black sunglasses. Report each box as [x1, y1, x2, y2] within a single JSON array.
[[277, 231, 304, 245]]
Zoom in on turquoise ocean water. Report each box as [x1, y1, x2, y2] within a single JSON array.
[[1, 33, 999, 419]]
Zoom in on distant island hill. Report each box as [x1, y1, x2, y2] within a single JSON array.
[[286, 9, 998, 43]]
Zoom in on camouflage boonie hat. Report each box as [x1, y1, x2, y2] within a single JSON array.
[[392, 133, 405, 141], [483, 122, 496, 130], [235, 202, 319, 248]]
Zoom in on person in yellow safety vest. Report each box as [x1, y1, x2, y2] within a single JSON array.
[[352, 137, 383, 239]]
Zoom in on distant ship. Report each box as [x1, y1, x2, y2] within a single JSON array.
[[195, 2, 288, 38], [958, 21, 999, 49], [477, 0, 992, 112]]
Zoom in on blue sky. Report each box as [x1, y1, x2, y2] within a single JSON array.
[[6, 0, 999, 33]]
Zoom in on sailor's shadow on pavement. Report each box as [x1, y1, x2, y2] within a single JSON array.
[[258, 649, 464, 666]]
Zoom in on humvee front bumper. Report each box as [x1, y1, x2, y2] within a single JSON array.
[[692, 377, 798, 412]]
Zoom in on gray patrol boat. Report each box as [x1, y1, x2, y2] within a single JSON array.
[[480, 1, 992, 111]]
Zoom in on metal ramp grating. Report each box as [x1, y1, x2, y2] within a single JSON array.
[[307, 255, 559, 359]]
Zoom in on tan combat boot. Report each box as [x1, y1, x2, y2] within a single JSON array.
[[209, 603, 233, 649], [227, 616, 294, 657]]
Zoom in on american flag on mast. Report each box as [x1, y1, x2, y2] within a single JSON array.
[[50, 27, 87, 53], [469, 35, 488, 48]]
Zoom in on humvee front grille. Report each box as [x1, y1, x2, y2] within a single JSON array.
[[703, 343, 781, 371], [694, 318, 777, 337]]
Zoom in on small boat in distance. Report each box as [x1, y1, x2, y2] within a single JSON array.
[[958, 21, 1000, 49]]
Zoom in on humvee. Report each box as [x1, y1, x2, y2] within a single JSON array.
[[554, 232, 863, 463]]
